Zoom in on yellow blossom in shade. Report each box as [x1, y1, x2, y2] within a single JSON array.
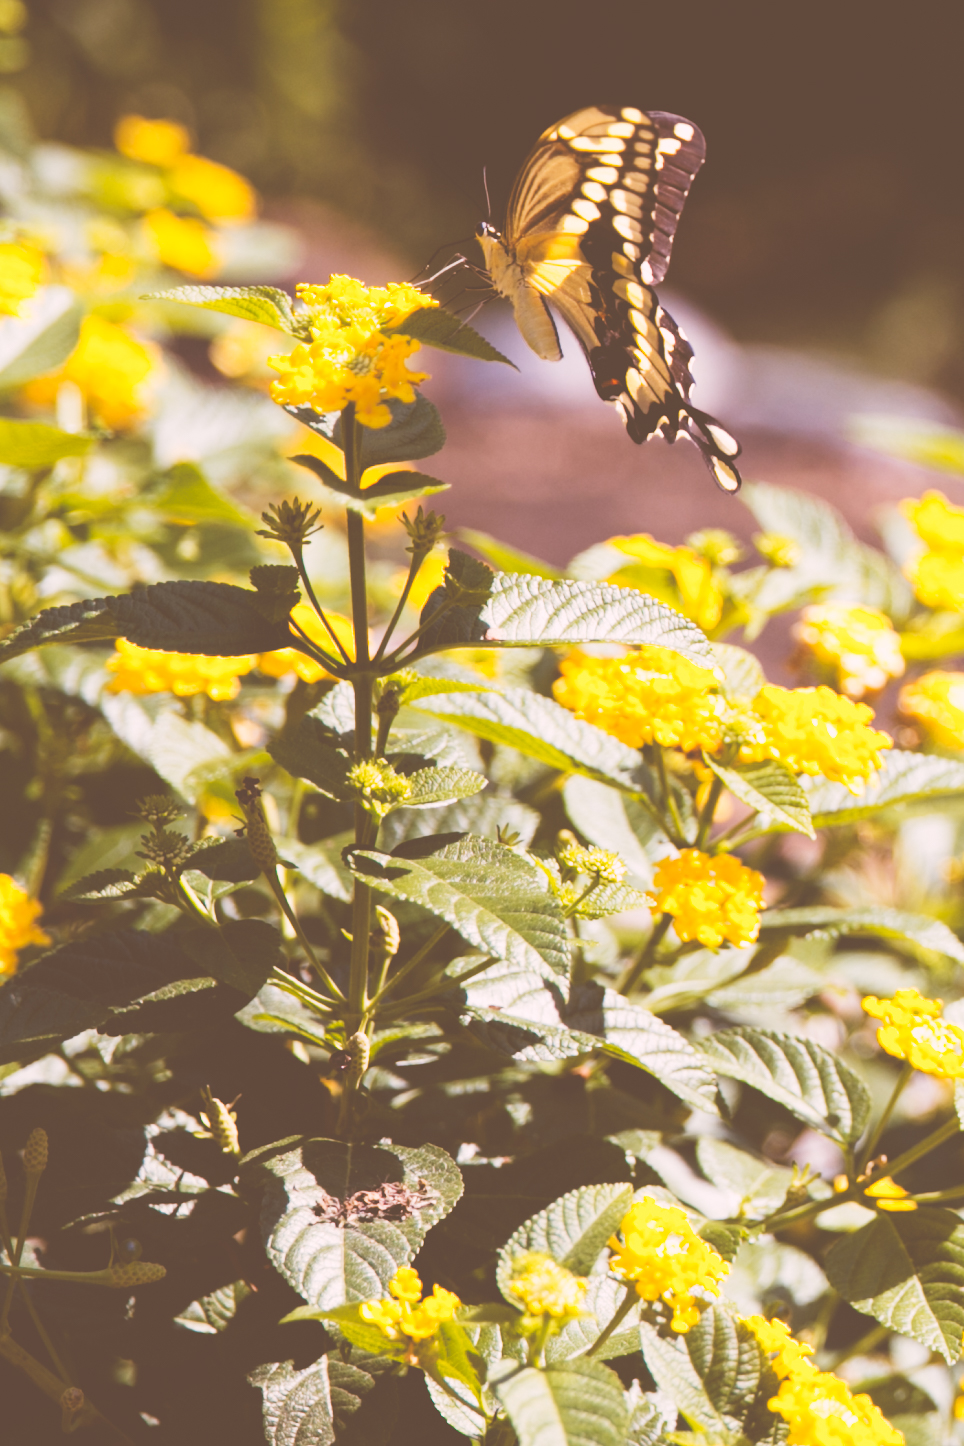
[[650, 848, 765, 950], [741, 684, 892, 793], [166, 153, 256, 224], [899, 670, 964, 750], [954, 1392, 964, 1422], [142, 208, 219, 277], [404, 551, 448, 612], [608, 533, 725, 633], [863, 1176, 917, 1212], [105, 639, 254, 701], [115, 114, 191, 166], [257, 604, 355, 682], [795, 604, 905, 699], [0, 875, 50, 977], [0, 241, 46, 316], [552, 646, 726, 752], [506, 1252, 588, 1326], [744, 1315, 904, 1446], [357, 1268, 460, 1343], [901, 492, 964, 610], [902, 491, 964, 554], [861, 988, 964, 1079], [608, 1198, 729, 1333], [22, 315, 157, 429]]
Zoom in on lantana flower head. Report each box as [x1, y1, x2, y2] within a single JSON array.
[[899, 670, 964, 750], [357, 1267, 460, 1343], [506, 1252, 588, 1331], [795, 603, 905, 699], [745, 1315, 904, 1446], [608, 1197, 729, 1333], [740, 684, 892, 793], [901, 492, 964, 611], [650, 848, 765, 950], [553, 646, 726, 752], [106, 639, 255, 701], [0, 241, 46, 317], [862, 988, 964, 1079], [0, 875, 50, 977]]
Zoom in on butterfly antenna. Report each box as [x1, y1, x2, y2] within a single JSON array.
[[419, 254, 473, 288], [482, 164, 492, 222]]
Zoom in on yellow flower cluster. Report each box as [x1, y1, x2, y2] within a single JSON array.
[[863, 1176, 916, 1212], [608, 1197, 729, 1333], [106, 639, 254, 701], [745, 1315, 904, 1446], [114, 114, 256, 223], [0, 241, 46, 316], [899, 670, 964, 750], [0, 875, 50, 977], [651, 849, 766, 950], [552, 647, 727, 752], [357, 1267, 460, 1343], [795, 603, 905, 699], [269, 275, 436, 428], [607, 533, 726, 633], [902, 491, 964, 612], [506, 1252, 587, 1327], [741, 685, 892, 794], [23, 315, 157, 429], [862, 988, 964, 1079]]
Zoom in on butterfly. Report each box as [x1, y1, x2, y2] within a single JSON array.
[[474, 105, 742, 492]]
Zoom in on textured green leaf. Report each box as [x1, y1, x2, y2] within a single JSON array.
[[640, 1325, 728, 1435], [176, 1280, 252, 1334], [494, 1357, 629, 1446], [402, 766, 488, 808], [383, 307, 515, 365], [0, 417, 92, 467], [704, 755, 814, 837], [642, 1306, 777, 1441], [380, 672, 490, 710], [350, 834, 570, 979], [148, 461, 254, 528], [496, 1182, 634, 1304], [60, 868, 144, 901], [825, 1207, 964, 1363], [269, 718, 353, 800], [328, 393, 446, 465], [144, 284, 301, 333], [695, 1138, 794, 1218], [700, 1026, 871, 1143], [380, 793, 539, 853], [562, 776, 669, 889], [249, 1137, 462, 1308], [0, 296, 83, 389], [759, 906, 964, 965], [248, 1356, 335, 1446], [712, 643, 766, 700], [278, 834, 353, 902], [804, 751, 964, 827]]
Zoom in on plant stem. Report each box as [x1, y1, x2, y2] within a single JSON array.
[[824, 1322, 888, 1371], [262, 867, 346, 1002], [374, 547, 424, 662], [584, 1284, 637, 1357], [268, 966, 335, 1015], [370, 922, 451, 1009], [615, 913, 673, 996], [654, 748, 686, 844], [858, 1061, 913, 1174], [292, 547, 352, 665], [345, 409, 374, 1037], [695, 776, 724, 850], [886, 1115, 960, 1182], [381, 598, 458, 667]]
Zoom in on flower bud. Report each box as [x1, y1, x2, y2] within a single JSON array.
[[346, 1032, 370, 1088], [109, 1261, 166, 1287], [23, 1127, 47, 1177]]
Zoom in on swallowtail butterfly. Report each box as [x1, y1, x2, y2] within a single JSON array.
[[475, 105, 742, 492]]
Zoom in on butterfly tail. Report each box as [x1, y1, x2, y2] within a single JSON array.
[[683, 406, 743, 493]]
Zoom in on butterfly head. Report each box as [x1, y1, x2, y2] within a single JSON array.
[[476, 221, 501, 241]]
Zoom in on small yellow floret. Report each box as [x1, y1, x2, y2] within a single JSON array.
[[608, 1197, 729, 1333], [0, 875, 50, 977], [899, 670, 964, 750], [106, 639, 254, 701], [863, 1176, 916, 1212], [650, 848, 765, 950], [553, 646, 725, 752], [143, 208, 219, 277], [796, 604, 904, 699], [357, 1268, 460, 1343], [506, 1252, 587, 1325], [862, 988, 964, 1079], [0, 241, 46, 316], [114, 114, 191, 166], [167, 153, 256, 224], [742, 684, 891, 793]]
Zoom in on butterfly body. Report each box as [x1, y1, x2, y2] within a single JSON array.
[[477, 105, 742, 492]]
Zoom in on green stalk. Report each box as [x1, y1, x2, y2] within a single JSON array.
[[291, 546, 352, 665], [262, 867, 346, 1002], [615, 913, 673, 996], [886, 1114, 960, 1181], [344, 407, 374, 1035], [370, 922, 451, 1008], [584, 1284, 637, 1357], [654, 748, 686, 844], [695, 775, 724, 849], [373, 546, 425, 662], [857, 1061, 913, 1173], [268, 967, 335, 1015]]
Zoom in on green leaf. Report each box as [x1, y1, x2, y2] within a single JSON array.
[[290, 452, 449, 518], [248, 1356, 336, 1446], [0, 580, 295, 664], [143, 284, 302, 334], [277, 834, 353, 902], [458, 528, 562, 580], [176, 1280, 252, 1334], [148, 461, 254, 528], [699, 1026, 871, 1143], [803, 750, 964, 827], [825, 1207, 964, 1364], [642, 1306, 777, 1442], [695, 1138, 794, 1219], [338, 393, 446, 465], [402, 766, 488, 808], [349, 834, 570, 979], [178, 920, 281, 996], [383, 307, 515, 365], [380, 672, 490, 710], [704, 755, 814, 838], [413, 688, 643, 791], [0, 296, 83, 389], [0, 417, 92, 468], [60, 868, 144, 902], [562, 776, 668, 889], [381, 793, 539, 853], [269, 718, 354, 800], [712, 643, 766, 700], [495, 1182, 634, 1303], [494, 1357, 629, 1446], [850, 415, 964, 477], [247, 1136, 462, 1307], [760, 905, 964, 965]]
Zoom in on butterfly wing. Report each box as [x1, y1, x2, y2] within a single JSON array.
[[500, 105, 742, 492]]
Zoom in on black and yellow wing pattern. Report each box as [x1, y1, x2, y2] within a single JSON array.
[[476, 105, 742, 492]]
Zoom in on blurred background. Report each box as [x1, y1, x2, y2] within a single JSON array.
[[6, 0, 964, 559]]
